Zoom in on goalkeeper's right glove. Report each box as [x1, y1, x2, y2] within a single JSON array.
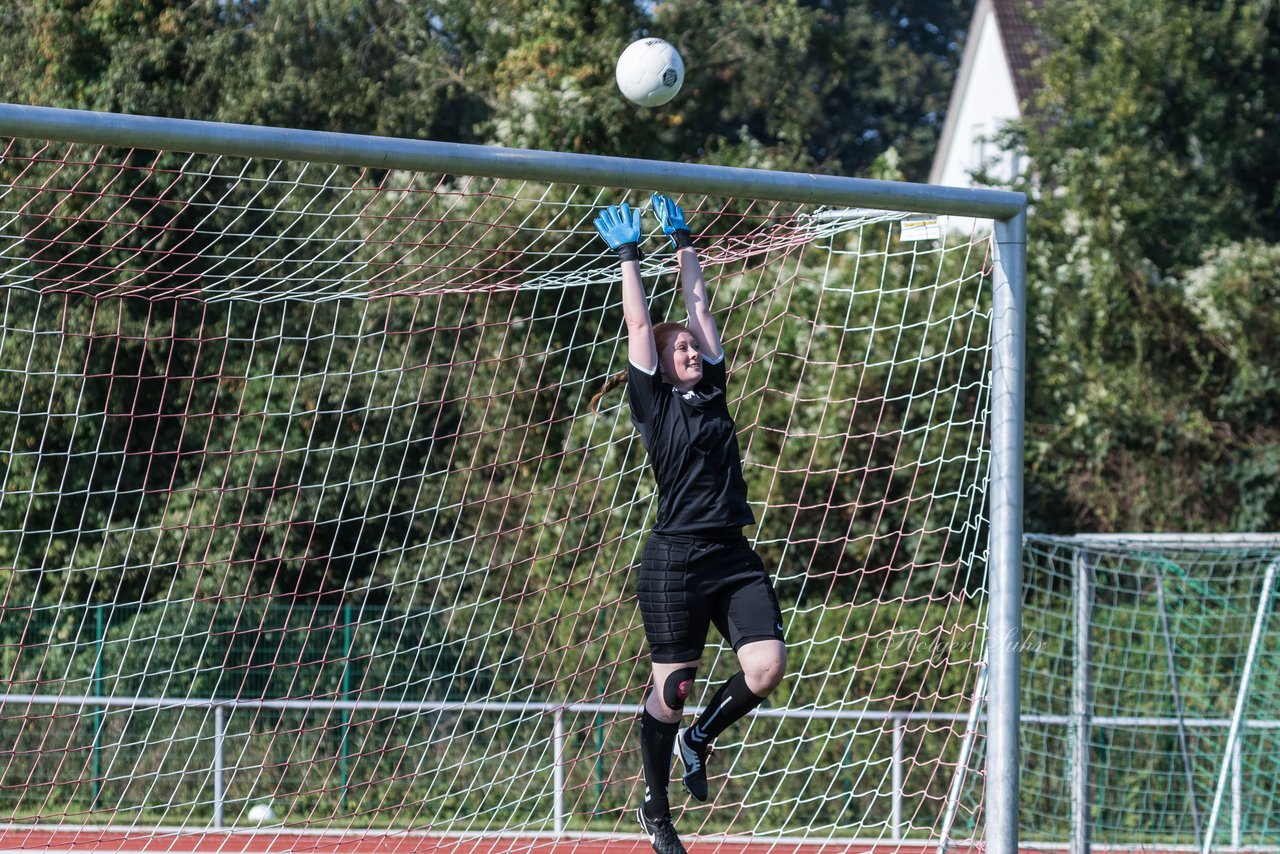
[[593, 202, 643, 262]]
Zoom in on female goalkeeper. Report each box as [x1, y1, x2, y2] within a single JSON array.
[[591, 196, 787, 854]]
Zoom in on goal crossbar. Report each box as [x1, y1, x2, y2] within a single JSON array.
[[0, 104, 1026, 219]]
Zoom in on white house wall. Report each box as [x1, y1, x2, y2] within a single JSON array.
[[931, 0, 1023, 190]]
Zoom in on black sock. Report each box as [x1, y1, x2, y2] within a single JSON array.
[[639, 706, 680, 819], [686, 671, 765, 749]]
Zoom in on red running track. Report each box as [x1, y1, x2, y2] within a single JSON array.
[[0, 829, 996, 854]]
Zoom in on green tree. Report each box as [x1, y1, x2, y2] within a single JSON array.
[[651, 0, 969, 176], [0, 0, 474, 139], [0, 0, 968, 178], [1007, 0, 1280, 532]]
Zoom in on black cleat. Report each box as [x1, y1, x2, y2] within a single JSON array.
[[636, 806, 688, 854], [675, 728, 711, 802]]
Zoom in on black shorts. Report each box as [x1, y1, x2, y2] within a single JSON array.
[[637, 532, 786, 664]]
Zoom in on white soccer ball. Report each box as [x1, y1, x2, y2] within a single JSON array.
[[247, 802, 275, 824], [615, 38, 685, 107]]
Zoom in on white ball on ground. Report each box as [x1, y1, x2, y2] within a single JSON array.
[[247, 802, 275, 824], [615, 38, 685, 107]]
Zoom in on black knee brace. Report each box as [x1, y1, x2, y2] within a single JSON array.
[[662, 667, 697, 711]]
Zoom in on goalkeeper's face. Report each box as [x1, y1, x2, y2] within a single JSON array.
[[660, 330, 703, 390]]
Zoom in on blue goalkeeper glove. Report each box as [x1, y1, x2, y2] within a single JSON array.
[[593, 202, 643, 262], [652, 193, 694, 249]]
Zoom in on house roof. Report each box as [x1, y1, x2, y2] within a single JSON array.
[[992, 0, 1044, 109]]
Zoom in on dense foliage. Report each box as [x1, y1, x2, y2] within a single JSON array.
[[0, 0, 968, 178], [0, 0, 1275, 648], [5, 1, 1275, 541], [1008, 0, 1280, 533], [0, 0, 987, 609]]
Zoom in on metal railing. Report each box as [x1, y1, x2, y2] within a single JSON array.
[[0, 691, 987, 837], [3, 690, 1278, 843]]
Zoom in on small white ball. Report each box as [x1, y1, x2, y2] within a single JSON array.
[[247, 803, 275, 824], [615, 38, 685, 107]]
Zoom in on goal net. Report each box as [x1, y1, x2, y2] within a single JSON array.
[[1022, 535, 1280, 852], [0, 111, 1017, 852]]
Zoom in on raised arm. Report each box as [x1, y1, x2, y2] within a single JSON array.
[[594, 202, 658, 371], [652, 194, 723, 362]]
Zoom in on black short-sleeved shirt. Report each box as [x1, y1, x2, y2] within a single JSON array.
[[627, 355, 755, 535]]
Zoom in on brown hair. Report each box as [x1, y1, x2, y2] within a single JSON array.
[[589, 322, 692, 414]]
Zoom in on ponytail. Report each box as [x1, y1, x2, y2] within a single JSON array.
[[589, 369, 629, 414]]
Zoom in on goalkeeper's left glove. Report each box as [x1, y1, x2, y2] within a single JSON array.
[[652, 193, 694, 249]]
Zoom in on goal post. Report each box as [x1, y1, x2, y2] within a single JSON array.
[[988, 209, 1027, 854], [0, 103, 1027, 853]]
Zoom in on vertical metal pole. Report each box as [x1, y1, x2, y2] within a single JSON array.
[[1231, 736, 1242, 849], [937, 662, 989, 854], [987, 211, 1027, 854], [891, 714, 904, 840], [1200, 557, 1278, 854], [842, 726, 856, 813], [214, 705, 226, 829], [92, 604, 105, 809], [593, 673, 606, 821], [553, 707, 566, 835], [1071, 550, 1093, 854], [1154, 566, 1203, 846], [341, 602, 352, 810]]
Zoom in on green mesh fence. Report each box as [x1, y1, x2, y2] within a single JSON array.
[[1022, 535, 1280, 849]]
